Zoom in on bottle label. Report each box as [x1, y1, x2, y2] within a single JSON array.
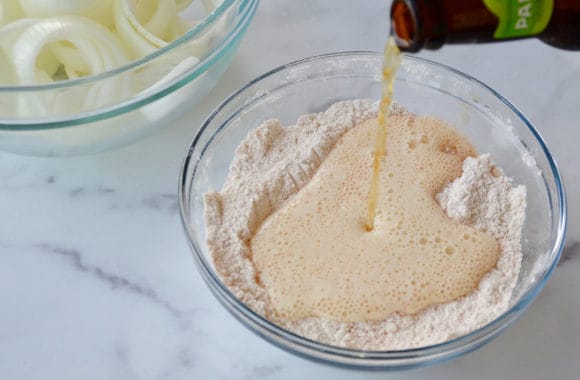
[[483, 0, 554, 38]]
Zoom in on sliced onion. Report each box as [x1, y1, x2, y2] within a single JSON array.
[[140, 55, 200, 122], [37, 46, 60, 77], [0, 18, 61, 79], [2, 0, 221, 84], [130, 0, 158, 23], [49, 69, 133, 114], [1, 0, 227, 118], [16, 68, 53, 117], [132, 47, 199, 91], [147, 55, 199, 91], [113, 0, 162, 59], [0, 48, 15, 85], [143, 0, 178, 41], [11, 16, 128, 84], [82, 73, 132, 109], [183, 0, 230, 58], [174, 15, 193, 36], [0, 18, 38, 50], [0, 0, 23, 26], [0, 48, 16, 118], [6, 16, 128, 116], [175, 0, 194, 12], [18, 0, 114, 26], [86, 0, 115, 27], [49, 42, 92, 78], [19, 0, 99, 16]]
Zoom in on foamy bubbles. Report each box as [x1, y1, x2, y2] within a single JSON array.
[[251, 115, 500, 322]]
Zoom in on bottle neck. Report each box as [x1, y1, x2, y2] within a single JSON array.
[[391, 0, 446, 52]]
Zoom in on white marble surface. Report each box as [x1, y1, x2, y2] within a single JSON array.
[[1, 1, 579, 379]]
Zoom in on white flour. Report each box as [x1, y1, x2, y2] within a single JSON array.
[[204, 100, 526, 350]]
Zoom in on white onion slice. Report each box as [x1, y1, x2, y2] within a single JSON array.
[[2, 0, 220, 84], [1, 0, 228, 119], [120, 0, 169, 46], [37, 46, 60, 77], [18, 0, 114, 26], [11, 16, 128, 84], [140, 55, 199, 122], [0, 0, 23, 26], [0, 48, 15, 85], [183, 0, 230, 58], [7, 16, 128, 116], [143, 0, 178, 41], [113, 0, 162, 59], [132, 46, 199, 91], [175, 0, 194, 12], [0, 18, 38, 50], [49, 42, 91, 78], [82, 73, 133, 109], [19, 0, 99, 16], [146, 55, 199, 91], [0, 48, 16, 118], [0, 18, 59, 80]]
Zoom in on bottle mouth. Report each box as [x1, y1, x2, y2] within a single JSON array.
[[391, 0, 445, 52], [391, 0, 421, 52]]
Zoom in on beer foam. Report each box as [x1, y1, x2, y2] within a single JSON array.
[[251, 115, 500, 321], [205, 100, 526, 350]]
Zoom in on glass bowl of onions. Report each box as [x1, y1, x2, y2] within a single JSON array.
[[0, 0, 258, 156]]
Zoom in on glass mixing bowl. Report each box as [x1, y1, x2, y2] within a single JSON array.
[[0, 0, 258, 156], [179, 52, 567, 369]]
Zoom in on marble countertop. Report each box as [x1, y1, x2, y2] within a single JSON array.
[[1, 1, 579, 379]]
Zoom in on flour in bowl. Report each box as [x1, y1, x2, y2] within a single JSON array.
[[204, 100, 526, 350]]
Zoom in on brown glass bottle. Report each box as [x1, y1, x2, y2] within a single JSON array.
[[391, 0, 580, 52]]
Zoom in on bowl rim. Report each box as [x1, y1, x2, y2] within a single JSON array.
[[178, 51, 567, 367], [0, 0, 259, 129]]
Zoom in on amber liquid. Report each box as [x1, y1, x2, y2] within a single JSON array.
[[365, 37, 402, 231], [250, 38, 501, 321], [250, 38, 500, 323]]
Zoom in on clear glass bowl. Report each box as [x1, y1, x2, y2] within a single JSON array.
[[0, 0, 258, 156], [179, 52, 567, 369]]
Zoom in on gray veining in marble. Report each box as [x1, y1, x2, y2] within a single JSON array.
[[1, 1, 579, 379]]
